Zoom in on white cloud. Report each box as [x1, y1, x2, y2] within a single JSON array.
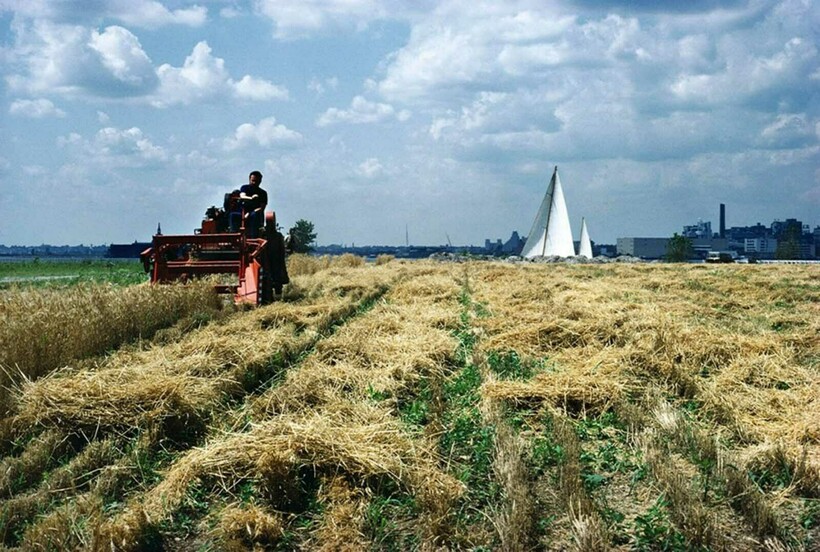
[[94, 126, 167, 161], [153, 42, 289, 106], [57, 126, 168, 167], [233, 75, 289, 101], [109, 1, 207, 28], [254, 0, 395, 39], [357, 157, 384, 178], [378, 24, 495, 102], [224, 117, 303, 150], [308, 76, 339, 95], [5, 21, 285, 105], [316, 95, 408, 126], [1, 0, 818, 247], [670, 33, 817, 106], [88, 26, 157, 89], [174, 149, 218, 168], [9, 98, 65, 118], [374, 0, 818, 169], [5, 19, 90, 94], [760, 113, 816, 147], [5, 21, 158, 96], [2, 0, 207, 28], [154, 41, 229, 102], [220, 6, 243, 19], [379, 8, 649, 103]]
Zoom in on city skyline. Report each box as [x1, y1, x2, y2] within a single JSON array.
[[1, 1, 818, 247]]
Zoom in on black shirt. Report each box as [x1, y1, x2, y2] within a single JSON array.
[[239, 184, 267, 212]]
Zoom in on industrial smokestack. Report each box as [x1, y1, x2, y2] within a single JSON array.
[[719, 204, 725, 238]]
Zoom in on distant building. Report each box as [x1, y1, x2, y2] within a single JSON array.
[[691, 237, 729, 259], [482, 231, 525, 256], [797, 241, 816, 259], [616, 238, 669, 259], [502, 231, 525, 255], [683, 220, 712, 239], [770, 218, 803, 240], [484, 238, 503, 254], [682, 210, 818, 259], [726, 223, 769, 241], [616, 236, 728, 260], [595, 244, 617, 257], [745, 238, 778, 257]]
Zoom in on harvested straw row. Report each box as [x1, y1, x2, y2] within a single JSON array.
[[254, 264, 461, 415], [0, 438, 121, 546], [0, 264, 398, 542], [0, 280, 221, 414], [212, 502, 285, 552], [305, 476, 370, 550], [469, 262, 819, 448], [96, 402, 463, 551], [0, 430, 73, 499], [1, 261, 408, 549], [8, 264, 399, 438], [640, 445, 730, 549], [286, 253, 366, 276], [11, 431, 172, 550], [552, 412, 609, 550], [94, 262, 465, 549], [14, 493, 104, 550], [466, 262, 818, 547], [481, 362, 626, 415], [449, 272, 538, 550]]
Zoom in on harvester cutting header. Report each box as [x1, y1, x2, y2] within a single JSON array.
[[141, 171, 290, 306]]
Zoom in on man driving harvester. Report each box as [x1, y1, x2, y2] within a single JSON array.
[[230, 170, 267, 237]]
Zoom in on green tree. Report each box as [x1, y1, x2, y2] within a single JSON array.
[[665, 233, 693, 262], [288, 219, 317, 253]]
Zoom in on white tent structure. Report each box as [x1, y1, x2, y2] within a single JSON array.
[[578, 217, 593, 258], [521, 166, 576, 258]]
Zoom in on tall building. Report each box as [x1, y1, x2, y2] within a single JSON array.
[[720, 203, 726, 238], [682, 220, 712, 239]]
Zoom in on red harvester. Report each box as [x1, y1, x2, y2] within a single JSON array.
[[140, 191, 289, 305]]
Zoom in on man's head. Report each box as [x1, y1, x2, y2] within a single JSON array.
[[248, 170, 263, 186]]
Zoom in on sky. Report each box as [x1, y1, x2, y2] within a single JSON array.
[[0, 0, 817, 247]]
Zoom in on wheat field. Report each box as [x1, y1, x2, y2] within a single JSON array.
[[0, 258, 817, 550]]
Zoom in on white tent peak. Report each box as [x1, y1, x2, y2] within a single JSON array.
[[578, 217, 593, 258], [521, 165, 575, 258]]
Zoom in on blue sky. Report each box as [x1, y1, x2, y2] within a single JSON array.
[[0, 0, 817, 246]]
